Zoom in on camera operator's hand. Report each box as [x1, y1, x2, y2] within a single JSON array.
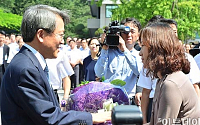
[[117, 35, 126, 52], [100, 33, 109, 50]]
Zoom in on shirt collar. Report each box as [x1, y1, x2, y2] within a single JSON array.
[[24, 44, 46, 70], [0, 43, 4, 48]]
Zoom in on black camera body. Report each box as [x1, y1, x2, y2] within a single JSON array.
[[105, 21, 130, 46], [111, 105, 143, 125]]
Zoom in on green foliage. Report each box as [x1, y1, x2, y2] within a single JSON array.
[[100, 76, 105, 82], [110, 79, 126, 87], [0, 9, 22, 33], [78, 80, 90, 87], [95, 28, 104, 37], [108, 0, 200, 42], [0, 0, 92, 38]]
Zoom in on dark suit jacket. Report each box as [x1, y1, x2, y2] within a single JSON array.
[[1, 46, 92, 125], [2, 44, 9, 73]]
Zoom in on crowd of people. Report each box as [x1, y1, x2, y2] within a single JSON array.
[[0, 4, 200, 125]]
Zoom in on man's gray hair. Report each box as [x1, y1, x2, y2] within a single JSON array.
[[21, 4, 70, 42]]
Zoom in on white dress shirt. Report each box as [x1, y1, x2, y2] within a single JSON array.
[[0, 44, 4, 64], [194, 53, 200, 70], [46, 50, 74, 90]]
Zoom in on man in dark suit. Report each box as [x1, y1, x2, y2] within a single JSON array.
[[0, 30, 10, 111], [1, 5, 110, 125]]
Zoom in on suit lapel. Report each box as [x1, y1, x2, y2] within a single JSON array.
[[20, 46, 59, 106]]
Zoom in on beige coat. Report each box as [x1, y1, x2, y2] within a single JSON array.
[[150, 71, 200, 125]]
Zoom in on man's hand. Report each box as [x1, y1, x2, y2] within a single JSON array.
[[117, 35, 126, 52], [92, 111, 111, 124], [100, 33, 109, 50]]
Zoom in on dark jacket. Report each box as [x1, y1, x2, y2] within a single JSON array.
[[1, 46, 92, 125]]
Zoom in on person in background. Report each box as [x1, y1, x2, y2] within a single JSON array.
[[140, 22, 200, 125], [73, 37, 77, 42], [8, 33, 19, 50], [68, 39, 82, 89], [7, 37, 24, 63], [46, 51, 74, 104], [184, 44, 191, 54], [16, 34, 22, 43], [79, 38, 90, 83], [1, 4, 110, 125], [83, 37, 100, 81], [94, 17, 143, 105], [5, 34, 11, 45], [0, 30, 9, 84], [194, 53, 200, 70], [17, 38, 25, 49], [46, 39, 74, 104], [65, 36, 72, 51], [7, 33, 20, 63], [0, 30, 10, 110], [76, 38, 82, 49]]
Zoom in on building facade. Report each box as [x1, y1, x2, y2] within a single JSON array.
[[87, 0, 121, 37]]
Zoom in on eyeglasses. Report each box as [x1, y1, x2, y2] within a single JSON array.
[[90, 43, 100, 46], [52, 33, 65, 40]]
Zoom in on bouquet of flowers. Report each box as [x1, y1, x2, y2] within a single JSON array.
[[66, 81, 129, 125]]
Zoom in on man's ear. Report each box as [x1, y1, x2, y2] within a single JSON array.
[[36, 29, 45, 43]]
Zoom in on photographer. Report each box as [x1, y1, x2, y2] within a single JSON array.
[[94, 17, 143, 105]]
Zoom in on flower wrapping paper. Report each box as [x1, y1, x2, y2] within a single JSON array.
[[66, 82, 129, 124]]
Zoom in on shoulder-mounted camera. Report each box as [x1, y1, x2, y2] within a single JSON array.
[[104, 21, 130, 46]]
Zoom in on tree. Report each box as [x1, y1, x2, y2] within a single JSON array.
[[94, 0, 200, 43], [0, 9, 22, 33], [0, 0, 92, 38]]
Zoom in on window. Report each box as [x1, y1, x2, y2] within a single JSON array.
[[106, 5, 118, 18]]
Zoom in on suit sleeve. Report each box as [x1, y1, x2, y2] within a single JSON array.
[[17, 67, 93, 125]]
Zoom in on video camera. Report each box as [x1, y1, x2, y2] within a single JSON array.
[[104, 21, 130, 46]]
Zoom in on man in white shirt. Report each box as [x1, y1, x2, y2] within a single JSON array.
[[0, 30, 9, 85], [194, 53, 200, 70], [7, 33, 20, 63], [46, 47, 74, 103], [79, 38, 90, 82], [68, 39, 82, 88]]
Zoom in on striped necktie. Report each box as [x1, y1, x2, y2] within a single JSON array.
[[44, 65, 49, 80]]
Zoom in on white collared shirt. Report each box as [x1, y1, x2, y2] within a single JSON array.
[[0, 44, 4, 64], [46, 50, 74, 90]]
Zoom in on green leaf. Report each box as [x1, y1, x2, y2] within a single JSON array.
[[110, 79, 126, 87], [100, 76, 105, 82]]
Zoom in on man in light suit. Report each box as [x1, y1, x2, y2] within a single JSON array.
[[1, 5, 110, 125]]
